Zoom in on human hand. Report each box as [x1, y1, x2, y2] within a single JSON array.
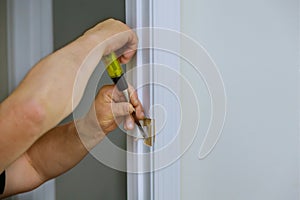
[[43, 18, 138, 119], [93, 85, 144, 134], [83, 18, 138, 64], [78, 84, 145, 150]]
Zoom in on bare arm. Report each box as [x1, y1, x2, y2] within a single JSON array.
[[0, 85, 144, 198], [1, 122, 84, 197], [0, 19, 138, 172]]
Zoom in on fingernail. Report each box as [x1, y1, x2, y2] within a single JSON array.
[[127, 122, 134, 129]]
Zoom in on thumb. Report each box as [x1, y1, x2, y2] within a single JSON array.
[[111, 102, 135, 117]]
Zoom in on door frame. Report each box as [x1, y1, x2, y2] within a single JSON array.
[[126, 1, 155, 199], [125, 0, 181, 200]]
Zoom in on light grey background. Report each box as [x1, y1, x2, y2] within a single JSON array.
[[180, 0, 299, 199], [53, 0, 127, 199]]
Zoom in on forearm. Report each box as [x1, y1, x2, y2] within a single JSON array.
[[0, 19, 136, 171], [10, 18, 136, 132], [0, 113, 104, 198], [25, 117, 104, 181], [10, 34, 105, 131], [0, 34, 104, 172], [0, 83, 143, 198]]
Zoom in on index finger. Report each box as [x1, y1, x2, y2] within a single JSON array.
[[128, 85, 145, 119]]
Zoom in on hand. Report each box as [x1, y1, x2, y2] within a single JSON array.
[[83, 18, 138, 64], [35, 18, 138, 121], [94, 85, 144, 134], [77, 85, 144, 149]]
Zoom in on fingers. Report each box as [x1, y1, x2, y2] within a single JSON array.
[[101, 19, 137, 58], [124, 115, 135, 130], [84, 18, 137, 62], [111, 88, 127, 102], [116, 29, 138, 63], [98, 83, 144, 121], [128, 85, 145, 119], [111, 102, 135, 117], [104, 85, 144, 120], [95, 83, 145, 134], [111, 101, 136, 131], [99, 85, 126, 103], [116, 47, 137, 64]]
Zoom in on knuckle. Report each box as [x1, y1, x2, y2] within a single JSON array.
[[123, 104, 129, 114], [107, 18, 116, 22]]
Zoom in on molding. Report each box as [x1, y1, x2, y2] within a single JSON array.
[[126, 1, 154, 200], [6, 0, 55, 199], [126, 0, 181, 200]]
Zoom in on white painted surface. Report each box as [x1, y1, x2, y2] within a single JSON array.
[[126, 0, 182, 200], [180, 0, 299, 200], [126, 1, 154, 200], [151, 1, 181, 200]]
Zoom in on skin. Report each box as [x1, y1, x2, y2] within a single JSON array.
[[0, 19, 143, 198]]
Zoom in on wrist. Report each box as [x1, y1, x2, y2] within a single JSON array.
[[74, 115, 106, 151]]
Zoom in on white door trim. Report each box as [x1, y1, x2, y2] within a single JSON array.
[[126, 0, 181, 200], [6, 0, 55, 199], [126, 1, 155, 200]]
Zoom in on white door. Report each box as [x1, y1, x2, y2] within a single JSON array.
[[180, 0, 299, 199]]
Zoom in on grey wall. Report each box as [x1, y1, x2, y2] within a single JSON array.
[[53, 0, 127, 199], [180, 0, 299, 199], [0, 0, 9, 102]]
